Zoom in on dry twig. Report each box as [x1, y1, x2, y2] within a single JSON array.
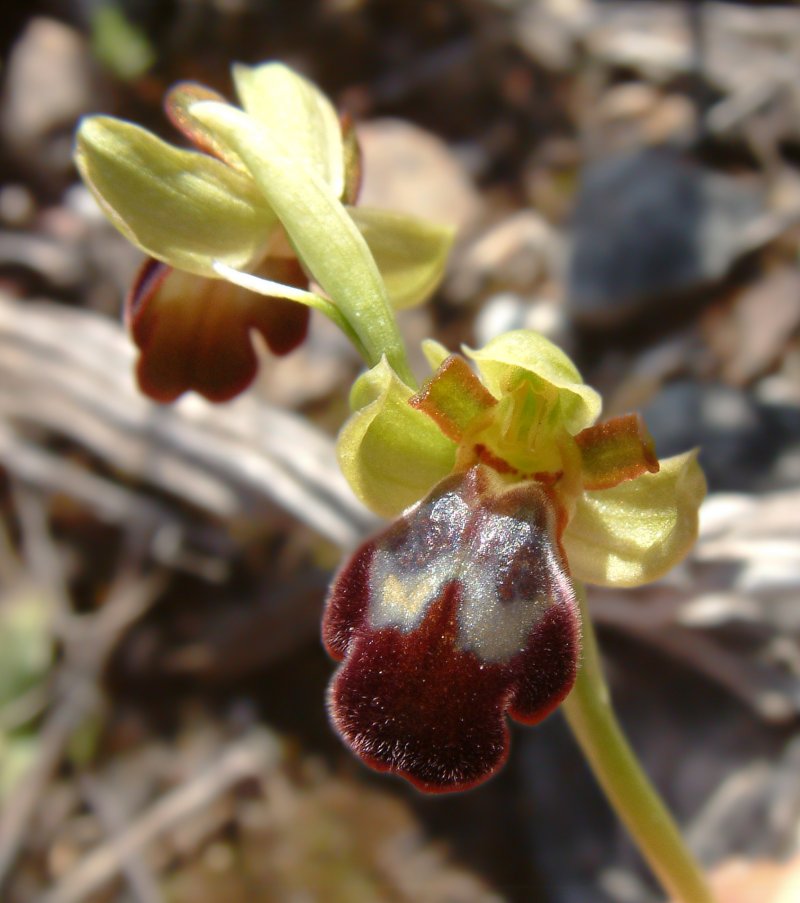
[[41, 731, 280, 903]]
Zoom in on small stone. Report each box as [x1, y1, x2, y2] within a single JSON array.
[[473, 292, 572, 354], [0, 185, 36, 228], [598, 81, 659, 121], [642, 380, 800, 493], [590, 84, 696, 153], [567, 147, 763, 325], [644, 94, 696, 146], [704, 854, 800, 903], [703, 267, 800, 386], [473, 292, 530, 346], [446, 210, 557, 302], [515, 0, 591, 71], [356, 118, 484, 235], [1, 18, 101, 185], [0, 231, 85, 292]]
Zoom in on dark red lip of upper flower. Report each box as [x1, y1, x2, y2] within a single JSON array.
[[125, 256, 310, 404], [323, 465, 580, 793], [118, 83, 313, 405]]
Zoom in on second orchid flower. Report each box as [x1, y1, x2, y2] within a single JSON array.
[[76, 62, 454, 400]]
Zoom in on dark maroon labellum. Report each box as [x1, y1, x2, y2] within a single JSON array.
[[323, 464, 580, 793], [126, 257, 310, 403]]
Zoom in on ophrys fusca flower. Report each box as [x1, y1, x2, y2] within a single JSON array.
[[325, 331, 705, 791]]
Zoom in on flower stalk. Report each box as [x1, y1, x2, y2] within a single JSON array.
[[562, 582, 716, 903]]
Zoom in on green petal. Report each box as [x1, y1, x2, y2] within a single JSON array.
[[562, 450, 706, 588], [348, 207, 454, 310], [75, 116, 277, 277], [338, 358, 456, 518], [189, 100, 413, 384], [232, 62, 345, 199], [465, 330, 601, 434]]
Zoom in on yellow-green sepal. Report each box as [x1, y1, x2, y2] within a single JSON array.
[[562, 450, 706, 587], [232, 62, 345, 199], [465, 330, 602, 435], [75, 116, 277, 277], [348, 207, 455, 310], [337, 358, 456, 518]]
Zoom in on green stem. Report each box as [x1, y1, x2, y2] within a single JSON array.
[[561, 582, 715, 903]]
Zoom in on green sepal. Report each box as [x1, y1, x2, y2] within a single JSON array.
[[232, 62, 345, 199], [562, 450, 706, 587], [75, 116, 277, 278], [348, 207, 455, 310], [466, 330, 602, 435], [338, 358, 456, 518]]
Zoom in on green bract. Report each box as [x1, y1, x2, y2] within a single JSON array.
[[75, 61, 453, 385], [338, 330, 706, 589], [231, 62, 345, 197]]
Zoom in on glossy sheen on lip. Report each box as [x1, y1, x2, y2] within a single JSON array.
[[323, 464, 580, 793]]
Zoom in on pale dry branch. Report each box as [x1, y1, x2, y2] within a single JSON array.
[[41, 731, 281, 903], [0, 564, 165, 893], [0, 294, 376, 549]]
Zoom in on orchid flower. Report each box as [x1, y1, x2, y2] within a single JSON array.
[[324, 330, 705, 792], [75, 62, 452, 400]]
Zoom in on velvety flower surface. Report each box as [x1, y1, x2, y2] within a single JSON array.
[[326, 330, 706, 791], [324, 464, 579, 792], [128, 256, 309, 403], [75, 62, 453, 400]]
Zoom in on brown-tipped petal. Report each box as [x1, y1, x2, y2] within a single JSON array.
[[323, 464, 580, 793], [164, 82, 248, 171], [575, 413, 660, 491], [127, 257, 309, 404], [410, 355, 497, 443]]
